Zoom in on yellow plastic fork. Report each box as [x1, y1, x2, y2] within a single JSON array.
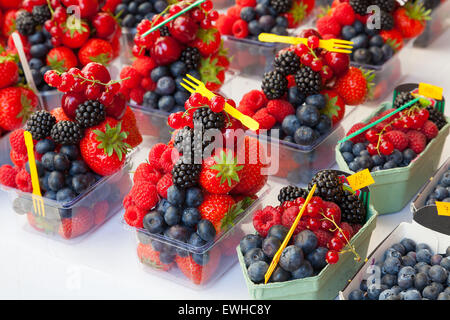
[[24, 131, 45, 218], [180, 74, 260, 131], [258, 33, 354, 54]]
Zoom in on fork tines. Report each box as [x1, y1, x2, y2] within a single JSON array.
[[33, 196, 45, 217]]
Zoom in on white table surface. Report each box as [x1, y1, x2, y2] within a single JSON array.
[[1, 29, 450, 300]]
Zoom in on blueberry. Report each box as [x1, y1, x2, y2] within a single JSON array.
[[169, 61, 187, 78], [349, 160, 360, 172], [401, 238, 417, 252], [248, 261, 269, 283], [432, 186, 448, 200], [402, 255, 416, 267], [307, 247, 328, 270], [188, 232, 206, 248], [166, 185, 185, 206], [181, 207, 201, 227], [407, 251, 417, 261], [383, 257, 401, 275], [429, 265, 448, 283], [270, 25, 288, 36], [414, 272, 430, 291], [403, 289, 422, 300], [294, 126, 318, 145], [240, 6, 256, 22], [48, 171, 65, 192], [385, 247, 402, 260], [44, 190, 57, 200], [391, 243, 406, 256], [240, 234, 263, 255], [39, 65, 51, 77], [367, 284, 388, 300], [341, 152, 354, 164], [441, 172, 450, 187], [164, 205, 181, 226], [197, 219, 216, 242], [71, 174, 90, 194], [258, 15, 275, 32], [398, 266, 416, 289], [143, 91, 159, 109], [29, 58, 44, 70], [56, 188, 76, 203], [369, 46, 384, 65], [31, 69, 43, 87], [244, 248, 267, 267], [381, 44, 394, 61], [262, 236, 281, 258], [294, 230, 318, 255], [268, 225, 288, 242], [423, 285, 440, 300], [153, 0, 167, 13], [438, 292, 450, 300], [381, 273, 397, 287], [352, 142, 366, 156], [341, 25, 357, 40], [275, 16, 288, 27], [138, 2, 152, 14], [248, 20, 262, 36], [290, 260, 313, 279], [187, 69, 201, 81], [185, 187, 203, 208], [69, 160, 88, 175], [159, 250, 177, 265], [440, 257, 450, 271], [353, 20, 364, 33], [305, 94, 326, 110], [388, 149, 403, 165], [158, 95, 175, 112], [60, 145, 79, 161], [151, 66, 169, 82], [174, 91, 189, 106], [415, 262, 431, 274], [383, 160, 397, 169], [358, 155, 374, 169], [281, 115, 301, 136], [417, 248, 432, 264], [255, 3, 269, 16], [431, 254, 443, 265], [52, 153, 70, 172], [353, 48, 372, 64], [316, 114, 332, 134], [143, 211, 165, 234], [42, 152, 56, 171], [25, 160, 44, 177], [370, 154, 384, 167], [279, 245, 304, 272], [379, 289, 397, 300], [297, 104, 320, 127], [28, 32, 45, 45], [269, 266, 291, 282], [166, 225, 189, 242], [287, 87, 305, 107], [340, 140, 354, 153], [115, 3, 128, 15], [30, 44, 49, 59], [349, 289, 365, 300], [156, 76, 176, 96], [351, 34, 369, 49], [192, 252, 210, 266]]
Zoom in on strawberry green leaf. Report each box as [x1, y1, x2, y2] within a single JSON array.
[[90, 53, 112, 66], [196, 28, 218, 45], [199, 57, 224, 85]]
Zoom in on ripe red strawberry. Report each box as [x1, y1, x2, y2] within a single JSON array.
[[383, 130, 409, 151], [406, 130, 427, 154], [148, 143, 168, 173], [314, 229, 334, 247], [156, 173, 173, 198], [2, 10, 17, 36], [130, 181, 159, 211], [131, 56, 156, 77], [192, 27, 221, 56], [121, 106, 142, 148], [317, 15, 341, 37], [199, 55, 225, 92], [346, 123, 366, 143], [92, 12, 118, 40], [0, 54, 18, 89], [331, 2, 355, 25], [175, 247, 221, 285], [420, 120, 439, 140], [0, 87, 38, 131], [253, 108, 276, 129], [93, 201, 109, 226], [198, 193, 235, 233], [78, 38, 114, 66], [79, 117, 130, 176], [62, 20, 90, 48], [284, 0, 312, 28], [253, 206, 282, 237], [133, 163, 161, 184], [9, 128, 27, 155], [266, 100, 295, 123], [320, 89, 346, 125], [335, 67, 373, 106], [137, 243, 173, 271], [59, 208, 95, 239], [10, 149, 27, 167], [239, 90, 268, 112], [124, 205, 146, 228], [380, 29, 404, 52], [0, 164, 17, 188], [46, 47, 78, 72], [393, 2, 431, 39]]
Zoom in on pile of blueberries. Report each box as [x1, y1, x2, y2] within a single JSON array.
[[339, 140, 418, 172], [115, 0, 167, 29], [280, 91, 333, 146], [139, 186, 217, 265], [141, 62, 196, 114], [240, 227, 328, 283], [426, 167, 450, 205], [349, 239, 450, 300], [26, 30, 54, 92], [341, 20, 395, 66]]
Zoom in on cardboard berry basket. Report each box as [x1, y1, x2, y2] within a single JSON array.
[[411, 157, 450, 213], [335, 102, 450, 215], [413, 0, 450, 48], [0, 130, 134, 242], [236, 170, 378, 300], [339, 206, 450, 300]]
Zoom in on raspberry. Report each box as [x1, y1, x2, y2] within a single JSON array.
[[351, 223, 363, 235], [253, 108, 276, 129], [133, 163, 161, 184], [314, 229, 334, 247], [237, 0, 256, 6], [15, 168, 32, 192], [232, 19, 249, 38], [123, 193, 135, 209], [156, 173, 173, 198], [215, 14, 235, 35], [379, 108, 398, 121], [253, 206, 282, 237], [317, 15, 341, 37], [420, 120, 439, 140], [226, 5, 242, 19], [130, 87, 145, 105], [287, 75, 296, 88], [148, 143, 168, 172], [383, 130, 409, 151], [331, 2, 355, 26], [124, 205, 146, 228], [141, 77, 156, 91], [160, 148, 178, 174], [10, 149, 27, 168], [51, 107, 71, 122], [266, 100, 295, 123], [281, 206, 306, 235], [130, 181, 159, 211], [346, 123, 366, 143], [0, 164, 17, 188], [406, 130, 427, 154], [132, 56, 156, 77], [340, 222, 354, 239], [237, 104, 255, 117], [239, 90, 268, 112], [120, 66, 142, 89], [9, 129, 27, 155], [93, 201, 109, 226], [119, 85, 131, 100]]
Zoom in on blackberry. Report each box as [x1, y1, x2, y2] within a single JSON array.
[[160, 26, 170, 37], [172, 159, 202, 189], [278, 186, 308, 204], [180, 47, 201, 71], [193, 108, 225, 130], [427, 106, 447, 130], [270, 0, 293, 13], [16, 11, 37, 36], [273, 51, 300, 75], [374, 0, 396, 12], [339, 189, 366, 224], [50, 121, 83, 145], [393, 91, 415, 109], [261, 70, 288, 100], [75, 100, 106, 128], [380, 11, 394, 30], [32, 5, 51, 25], [308, 170, 344, 203], [349, 0, 368, 15], [26, 110, 56, 140], [173, 126, 202, 162], [295, 66, 322, 96]]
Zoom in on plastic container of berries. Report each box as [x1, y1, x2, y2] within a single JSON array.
[[335, 103, 450, 215], [38, 89, 64, 111], [339, 206, 450, 300], [413, 0, 450, 48], [411, 157, 450, 213], [236, 172, 378, 300]]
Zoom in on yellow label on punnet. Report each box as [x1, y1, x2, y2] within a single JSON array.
[[347, 169, 375, 191], [418, 83, 443, 100], [436, 201, 450, 217]]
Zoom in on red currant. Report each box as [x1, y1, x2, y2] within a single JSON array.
[[334, 228, 351, 243], [403, 116, 414, 129], [188, 92, 203, 107], [301, 53, 313, 66], [295, 197, 305, 206], [51, 37, 62, 47], [208, 10, 219, 21], [200, 18, 211, 28], [182, 112, 194, 128], [58, 73, 75, 92], [328, 237, 344, 251], [85, 84, 102, 100], [169, 5, 182, 15], [320, 219, 334, 231], [191, 8, 205, 22], [226, 98, 236, 108], [53, 6, 67, 23], [307, 217, 320, 231], [201, 0, 213, 12], [417, 108, 429, 121], [50, 26, 63, 38], [324, 207, 340, 224], [44, 70, 61, 87], [107, 82, 121, 94], [310, 59, 323, 72], [136, 20, 152, 34], [379, 140, 394, 155], [168, 111, 184, 129], [365, 129, 379, 143], [366, 143, 378, 156], [320, 65, 333, 81], [210, 95, 225, 113], [44, 20, 54, 32], [295, 44, 309, 56], [325, 250, 340, 264], [307, 36, 320, 49], [306, 203, 321, 218], [282, 200, 295, 209], [132, 45, 146, 58]]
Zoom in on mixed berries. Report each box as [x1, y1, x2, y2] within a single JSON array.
[[349, 239, 450, 300], [426, 166, 450, 205], [339, 90, 447, 173]]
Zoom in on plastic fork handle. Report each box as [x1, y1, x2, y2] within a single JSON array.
[[23, 131, 42, 197], [223, 104, 260, 131], [258, 33, 306, 45]]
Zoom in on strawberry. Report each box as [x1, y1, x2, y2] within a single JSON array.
[[419, 120, 439, 140], [92, 12, 118, 40], [78, 38, 113, 66], [46, 47, 78, 72], [380, 29, 404, 52], [198, 193, 235, 233], [334, 67, 373, 106], [320, 89, 345, 125], [175, 247, 220, 285], [59, 208, 94, 239], [266, 100, 295, 123], [137, 243, 173, 271], [331, 2, 355, 25], [2, 10, 17, 37], [316, 15, 341, 37], [199, 149, 243, 194], [121, 106, 142, 148], [62, 20, 90, 49], [9, 128, 26, 155], [199, 55, 225, 92], [191, 27, 221, 57], [0, 0, 22, 9], [285, 0, 312, 28], [0, 53, 18, 89], [383, 130, 409, 151], [406, 130, 427, 154], [346, 123, 366, 143], [79, 117, 130, 176], [50, 106, 71, 122], [393, 2, 431, 39], [0, 87, 37, 131], [131, 56, 156, 77]]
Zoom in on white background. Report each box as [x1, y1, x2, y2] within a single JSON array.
[[1, 27, 450, 299]]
